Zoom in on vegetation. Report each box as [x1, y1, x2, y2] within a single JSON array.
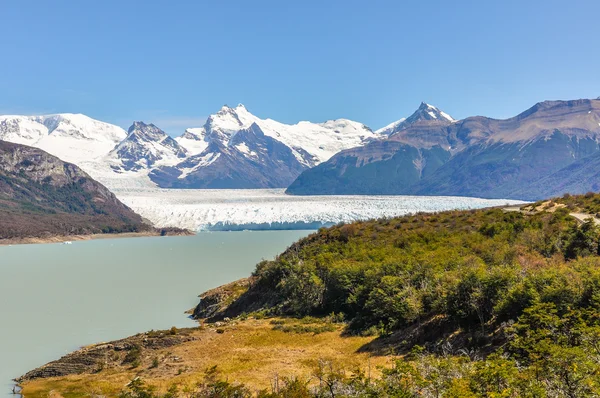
[[20, 192, 600, 397], [19, 319, 384, 398], [193, 192, 600, 396], [270, 317, 338, 335], [554, 191, 600, 215]]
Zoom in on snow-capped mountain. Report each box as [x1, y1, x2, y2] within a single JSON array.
[[0, 106, 381, 190], [152, 123, 306, 188], [159, 104, 380, 188], [176, 104, 378, 167], [0, 114, 126, 164], [376, 102, 455, 136], [287, 98, 600, 200], [110, 122, 187, 171]]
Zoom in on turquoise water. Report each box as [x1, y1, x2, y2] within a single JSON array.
[[0, 231, 312, 397]]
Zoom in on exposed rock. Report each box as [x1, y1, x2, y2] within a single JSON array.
[[191, 278, 253, 319], [17, 330, 195, 382]]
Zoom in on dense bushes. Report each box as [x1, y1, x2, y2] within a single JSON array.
[[241, 204, 600, 340]]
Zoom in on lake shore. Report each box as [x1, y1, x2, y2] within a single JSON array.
[[1, 229, 312, 398], [0, 229, 194, 247]]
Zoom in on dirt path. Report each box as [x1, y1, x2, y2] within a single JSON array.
[[502, 206, 600, 226], [569, 212, 600, 225]]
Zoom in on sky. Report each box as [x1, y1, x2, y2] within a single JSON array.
[[1, 0, 599, 135]]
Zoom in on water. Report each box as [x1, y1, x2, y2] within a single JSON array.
[[0, 231, 312, 397]]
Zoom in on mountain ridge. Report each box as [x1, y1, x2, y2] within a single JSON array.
[[1, 105, 381, 189], [287, 98, 600, 200], [3, 98, 600, 197]]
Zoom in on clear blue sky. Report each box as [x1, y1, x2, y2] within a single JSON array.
[[1, 0, 599, 135]]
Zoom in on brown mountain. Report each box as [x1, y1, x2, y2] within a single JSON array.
[[0, 140, 149, 240], [287, 98, 600, 200]]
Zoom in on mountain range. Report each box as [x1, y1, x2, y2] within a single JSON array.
[[0, 105, 377, 189], [287, 99, 600, 200], [1, 98, 599, 200]]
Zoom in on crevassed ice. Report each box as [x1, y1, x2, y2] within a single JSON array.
[[113, 188, 527, 231]]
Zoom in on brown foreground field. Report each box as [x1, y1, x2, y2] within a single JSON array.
[[19, 318, 390, 398]]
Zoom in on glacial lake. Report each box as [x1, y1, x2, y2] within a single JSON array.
[[0, 231, 312, 397]]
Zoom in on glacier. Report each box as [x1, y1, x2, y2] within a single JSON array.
[[113, 188, 527, 231]]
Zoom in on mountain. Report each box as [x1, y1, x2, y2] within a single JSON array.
[[109, 122, 188, 172], [151, 123, 306, 188], [375, 102, 455, 137], [154, 104, 379, 188], [514, 149, 600, 199], [176, 104, 377, 166], [0, 140, 148, 240], [287, 98, 600, 200], [0, 113, 126, 164], [0, 107, 379, 190]]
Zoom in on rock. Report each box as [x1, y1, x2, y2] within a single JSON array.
[[191, 278, 253, 320]]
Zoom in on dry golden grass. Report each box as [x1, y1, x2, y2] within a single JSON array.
[[21, 318, 391, 398], [522, 200, 566, 213]]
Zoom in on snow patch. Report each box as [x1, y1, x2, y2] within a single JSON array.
[[440, 111, 455, 122], [235, 142, 250, 154], [178, 152, 221, 179]]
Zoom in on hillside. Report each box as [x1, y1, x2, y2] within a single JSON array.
[[18, 193, 600, 397], [0, 140, 149, 240], [287, 98, 600, 200]]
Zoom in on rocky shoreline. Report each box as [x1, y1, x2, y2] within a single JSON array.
[[16, 328, 197, 384]]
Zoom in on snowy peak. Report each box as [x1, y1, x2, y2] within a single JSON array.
[[376, 103, 455, 136], [200, 105, 249, 145], [402, 102, 455, 126], [151, 121, 307, 189], [176, 104, 379, 167], [0, 113, 126, 163], [110, 121, 187, 171], [418, 103, 455, 122]]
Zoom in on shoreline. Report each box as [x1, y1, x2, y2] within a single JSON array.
[[0, 230, 194, 247]]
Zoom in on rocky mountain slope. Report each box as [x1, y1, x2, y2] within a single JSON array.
[[0, 140, 148, 240], [109, 122, 188, 172], [151, 123, 307, 188], [287, 98, 600, 200]]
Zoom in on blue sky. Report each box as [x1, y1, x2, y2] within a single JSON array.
[[1, 0, 599, 135]]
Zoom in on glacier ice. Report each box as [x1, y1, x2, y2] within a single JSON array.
[[113, 188, 527, 231]]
